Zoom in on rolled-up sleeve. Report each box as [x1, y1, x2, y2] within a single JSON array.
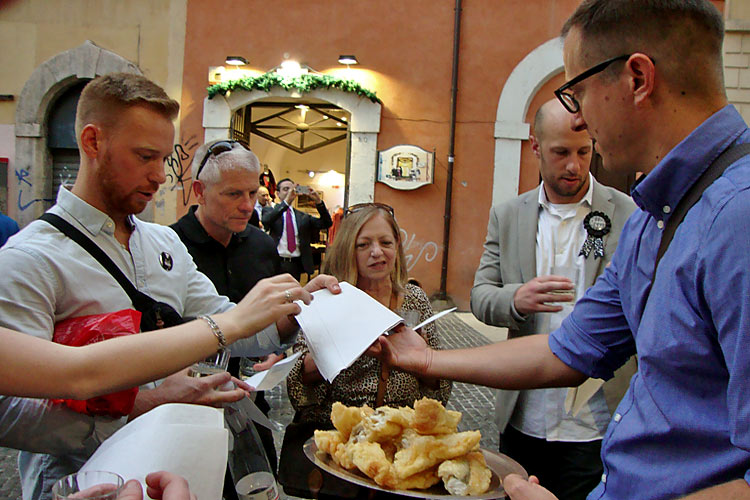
[[549, 250, 636, 381]]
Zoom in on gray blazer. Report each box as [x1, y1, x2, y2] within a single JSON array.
[[470, 178, 637, 432]]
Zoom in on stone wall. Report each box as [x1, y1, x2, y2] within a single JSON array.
[[725, 0, 750, 123]]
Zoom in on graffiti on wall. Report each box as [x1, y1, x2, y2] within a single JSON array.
[[16, 167, 53, 211], [400, 228, 439, 272], [165, 134, 199, 206]]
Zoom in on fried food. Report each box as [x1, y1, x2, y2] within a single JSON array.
[[331, 401, 373, 439], [393, 466, 441, 490], [413, 397, 462, 434], [393, 428, 481, 479], [361, 405, 414, 442], [316, 398, 491, 495], [349, 441, 398, 488], [313, 429, 344, 456], [438, 451, 492, 495]]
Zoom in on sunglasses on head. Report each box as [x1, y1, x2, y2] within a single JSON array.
[[344, 203, 395, 218], [194, 140, 248, 180]]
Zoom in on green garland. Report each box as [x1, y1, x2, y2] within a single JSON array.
[[207, 72, 381, 103]]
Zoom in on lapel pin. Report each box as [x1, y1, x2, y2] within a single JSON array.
[[580, 211, 611, 259]]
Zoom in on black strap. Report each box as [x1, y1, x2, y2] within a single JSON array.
[[652, 142, 750, 283], [39, 213, 156, 312]]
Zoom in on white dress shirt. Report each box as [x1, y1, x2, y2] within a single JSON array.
[[276, 202, 301, 258], [509, 175, 610, 442], [0, 187, 283, 500]]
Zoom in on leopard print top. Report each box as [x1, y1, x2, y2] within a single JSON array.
[[286, 284, 452, 425]]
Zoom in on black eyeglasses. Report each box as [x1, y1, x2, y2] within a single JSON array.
[[554, 54, 631, 114], [345, 203, 395, 218], [194, 140, 244, 180]]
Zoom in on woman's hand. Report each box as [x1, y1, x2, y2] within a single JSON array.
[[223, 274, 313, 341], [302, 274, 341, 295]]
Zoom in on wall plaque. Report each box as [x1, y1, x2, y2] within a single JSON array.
[[377, 145, 434, 190]]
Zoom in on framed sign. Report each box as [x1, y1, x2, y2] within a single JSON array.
[[377, 145, 434, 190]]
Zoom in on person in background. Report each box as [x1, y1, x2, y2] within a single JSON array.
[[253, 185, 273, 230], [376, 1, 750, 499], [262, 178, 332, 281], [471, 99, 636, 500], [256, 185, 273, 218], [279, 203, 451, 499], [0, 210, 19, 247], [170, 139, 283, 475]]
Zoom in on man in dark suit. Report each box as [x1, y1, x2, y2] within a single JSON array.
[[262, 178, 332, 281]]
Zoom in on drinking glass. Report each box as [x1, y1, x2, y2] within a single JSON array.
[[547, 265, 579, 303], [52, 471, 124, 500], [188, 348, 230, 377]]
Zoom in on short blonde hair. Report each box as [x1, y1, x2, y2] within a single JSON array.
[[323, 205, 408, 292], [75, 72, 179, 140]]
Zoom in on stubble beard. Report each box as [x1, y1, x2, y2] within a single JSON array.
[[97, 150, 149, 218]]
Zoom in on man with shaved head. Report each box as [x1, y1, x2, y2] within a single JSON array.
[[471, 99, 635, 500]]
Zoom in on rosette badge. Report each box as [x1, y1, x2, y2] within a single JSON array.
[[579, 211, 611, 259]]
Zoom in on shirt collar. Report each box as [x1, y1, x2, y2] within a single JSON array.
[[179, 205, 252, 245], [631, 104, 746, 219], [55, 186, 133, 237], [538, 172, 594, 210]]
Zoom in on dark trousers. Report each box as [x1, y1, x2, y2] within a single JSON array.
[[500, 425, 603, 500], [279, 256, 304, 282]]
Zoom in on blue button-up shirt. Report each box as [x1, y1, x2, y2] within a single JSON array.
[[550, 105, 750, 500]]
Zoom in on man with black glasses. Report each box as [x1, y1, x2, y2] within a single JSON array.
[[377, 1, 750, 499]]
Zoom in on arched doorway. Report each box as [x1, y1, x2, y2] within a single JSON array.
[[202, 87, 381, 207], [12, 40, 140, 226], [231, 98, 350, 214]]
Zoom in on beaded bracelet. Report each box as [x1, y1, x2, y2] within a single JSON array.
[[198, 315, 227, 350]]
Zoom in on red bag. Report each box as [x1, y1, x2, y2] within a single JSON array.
[[52, 309, 142, 418]]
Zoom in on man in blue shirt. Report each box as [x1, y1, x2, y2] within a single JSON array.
[[376, 1, 750, 499]]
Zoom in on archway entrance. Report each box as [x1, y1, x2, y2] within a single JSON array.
[[231, 98, 350, 215], [202, 87, 381, 208]]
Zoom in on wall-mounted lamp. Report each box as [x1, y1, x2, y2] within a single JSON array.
[[308, 170, 315, 178], [338, 55, 358, 65], [225, 56, 248, 66]]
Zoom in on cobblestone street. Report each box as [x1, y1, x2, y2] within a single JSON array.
[[0, 312, 505, 499]]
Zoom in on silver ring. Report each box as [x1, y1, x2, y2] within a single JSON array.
[[284, 289, 293, 303]]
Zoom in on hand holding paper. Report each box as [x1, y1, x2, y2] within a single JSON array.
[[294, 282, 453, 382]]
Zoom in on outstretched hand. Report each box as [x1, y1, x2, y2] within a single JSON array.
[[303, 274, 341, 295], [147, 369, 246, 408], [230, 274, 313, 336], [503, 474, 558, 500], [371, 325, 432, 375]]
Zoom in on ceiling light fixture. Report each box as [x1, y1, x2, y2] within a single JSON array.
[[338, 55, 358, 65], [225, 56, 248, 66]]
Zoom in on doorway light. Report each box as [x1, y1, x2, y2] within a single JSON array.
[[277, 60, 307, 79], [225, 56, 248, 66]]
